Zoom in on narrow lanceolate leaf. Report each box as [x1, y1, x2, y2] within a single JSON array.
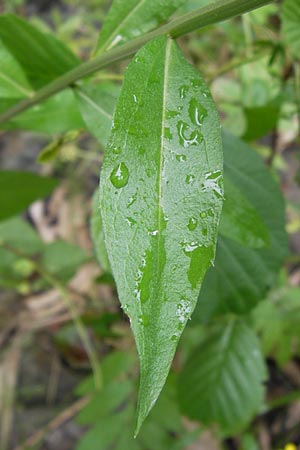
[[95, 0, 184, 54], [178, 319, 267, 435], [99, 36, 223, 433], [282, 0, 300, 58], [0, 14, 79, 89]]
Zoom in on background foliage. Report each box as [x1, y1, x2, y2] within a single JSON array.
[[0, 0, 299, 449]]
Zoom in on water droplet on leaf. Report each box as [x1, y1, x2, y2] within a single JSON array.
[[110, 162, 129, 188]]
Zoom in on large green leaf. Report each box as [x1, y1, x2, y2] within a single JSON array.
[[95, 0, 184, 54], [194, 132, 288, 321], [99, 36, 223, 432], [0, 14, 79, 88], [2, 90, 84, 134], [75, 83, 119, 147], [282, 0, 300, 58], [178, 319, 267, 435], [0, 170, 58, 221], [0, 44, 33, 98], [219, 176, 269, 249]]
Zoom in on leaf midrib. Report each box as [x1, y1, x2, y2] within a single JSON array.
[[0, 70, 33, 97], [76, 88, 112, 120]]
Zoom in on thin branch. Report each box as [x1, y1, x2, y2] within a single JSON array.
[[0, 0, 273, 125]]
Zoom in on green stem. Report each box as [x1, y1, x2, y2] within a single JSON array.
[[0, 0, 272, 125]]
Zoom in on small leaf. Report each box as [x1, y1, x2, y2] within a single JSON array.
[[282, 0, 300, 58], [0, 14, 79, 88], [194, 131, 288, 321], [95, 0, 185, 54], [99, 36, 223, 433], [178, 319, 267, 434], [75, 83, 119, 147], [0, 170, 57, 221], [220, 176, 270, 249]]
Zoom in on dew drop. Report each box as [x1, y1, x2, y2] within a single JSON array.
[[188, 217, 198, 231], [164, 127, 173, 140], [127, 193, 137, 207], [148, 230, 159, 236], [200, 211, 207, 219], [166, 110, 180, 119], [189, 98, 208, 126], [179, 85, 189, 99], [186, 174, 195, 185], [202, 170, 223, 198], [177, 121, 203, 148], [138, 314, 149, 327], [176, 154, 187, 162], [176, 299, 192, 324], [126, 216, 137, 227], [191, 78, 202, 88], [112, 145, 121, 154], [110, 162, 129, 188]]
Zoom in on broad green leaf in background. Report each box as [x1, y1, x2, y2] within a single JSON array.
[[90, 190, 111, 272], [1, 90, 84, 134], [282, 0, 300, 58], [75, 83, 120, 147], [0, 14, 80, 89], [41, 241, 87, 281], [178, 319, 267, 434], [76, 351, 197, 450], [99, 36, 223, 432], [194, 132, 288, 322], [252, 285, 300, 366], [0, 170, 58, 221], [95, 0, 185, 55], [219, 176, 269, 249], [0, 44, 33, 98], [242, 99, 280, 141], [0, 216, 43, 254]]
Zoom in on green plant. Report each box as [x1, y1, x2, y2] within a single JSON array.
[[0, 0, 299, 447]]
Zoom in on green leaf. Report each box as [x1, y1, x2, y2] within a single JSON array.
[[95, 0, 184, 54], [282, 0, 300, 58], [2, 89, 84, 134], [75, 83, 119, 147], [0, 216, 43, 255], [194, 131, 288, 321], [0, 170, 58, 221], [0, 14, 79, 88], [99, 36, 223, 432], [0, 43, 33, 98], [220, 176, 269, 249], [90, 190, 111, 272], [178, 319, 267, 435], [242, 100, 280, 141], [41, 241, 87, 281]]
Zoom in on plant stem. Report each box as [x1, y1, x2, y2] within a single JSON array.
[[0, 0, 272, 125]]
